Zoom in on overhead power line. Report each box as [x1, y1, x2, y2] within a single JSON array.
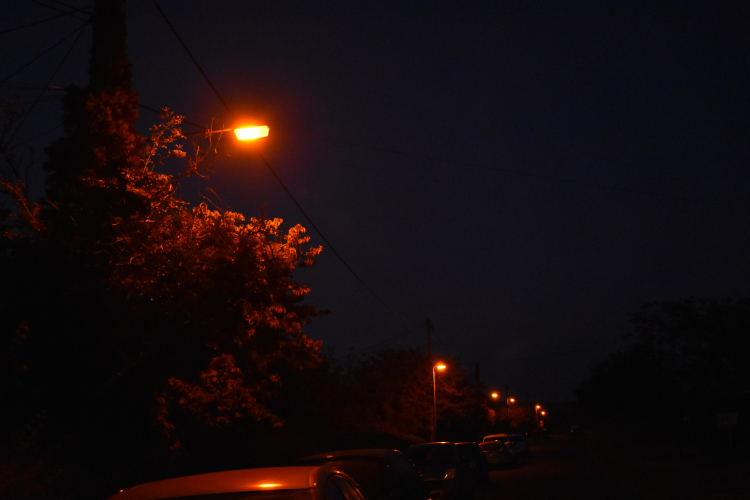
[[306, 134, 750, 211], [29, 0, 91, 22], [337, 323, 424, 358], [1, 22, 89, 85], [0, 11, 73, 36], [149, 0, 234, 120], [149, 0, 409, 324], [9, 21, 88, 144]]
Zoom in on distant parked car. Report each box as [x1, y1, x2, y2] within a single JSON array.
[[403, 442, 473, 500], [454, 442, 490, 484], [481, 433, 508, 443], [296, 449, 426, 500], [507, 434, 529, 455], [108, 464, 366, 500], [477, 440, 516, 468]]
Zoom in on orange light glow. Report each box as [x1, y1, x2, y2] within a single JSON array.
[[258, 484, 281, 488], [491, 392, 499, 399], [435, 364, 446, 370], [509, 398, 515, 403], [235, 126, 269, 140], [536, 405, 541, 409], [541, 411, 546, 415]]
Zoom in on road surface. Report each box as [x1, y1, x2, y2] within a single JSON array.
[[475, 432, 749, 500]]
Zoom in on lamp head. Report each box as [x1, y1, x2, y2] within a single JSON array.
[[234, 125, 269, 140]]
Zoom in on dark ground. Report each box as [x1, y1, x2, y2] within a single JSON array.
[[476, 431, 750, 500]]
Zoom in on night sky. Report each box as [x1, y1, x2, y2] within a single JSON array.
[[3, 1, 750, 403]]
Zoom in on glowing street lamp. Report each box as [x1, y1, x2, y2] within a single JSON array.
[[506, 395, 515, 419], [432, 363, 446, 442], [491, 392, 499, 400], [187, 125, 269, 141], [234, 125, 269, 140], [535, 404, 541, 421]]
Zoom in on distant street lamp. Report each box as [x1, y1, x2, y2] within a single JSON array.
[[491, 392, 499, 400], [535, 404, 541, 422], [432, 363, 446, 442], [506, 396, 515, 419]]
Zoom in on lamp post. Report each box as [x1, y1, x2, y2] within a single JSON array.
[[535, 404, 541, 423], [432, 363, 446, 442], [507, 396, 514, 420]]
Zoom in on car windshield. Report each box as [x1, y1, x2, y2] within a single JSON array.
[[478, 442, 504, 451], [404, 445, 455, 466]]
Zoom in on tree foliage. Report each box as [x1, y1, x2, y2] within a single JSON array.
[[309, 349, 490, 444], [0, 84, 324, 497], [576, 298, 750, 440]]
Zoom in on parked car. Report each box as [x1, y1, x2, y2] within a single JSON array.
[[454, 442, 490, 484], [507, 434, 529, 455], [477, 440, 516, 468], [481, 433, 508, 443], [403, 442, 473, 500], [296, 449, 426, 500], [108, 464, 366, 500]]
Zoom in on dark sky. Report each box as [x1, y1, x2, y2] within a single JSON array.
[[4, 1, 750, 403]]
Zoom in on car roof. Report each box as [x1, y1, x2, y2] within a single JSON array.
[[298, 449, 398, 461], [405, 442, 456, 450], [482, 434, 508, 440], [110, 465, 340, 500]]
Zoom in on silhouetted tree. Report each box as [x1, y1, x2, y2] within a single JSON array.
[[0, 2, 324, 497], [576, 298, 750, 444]]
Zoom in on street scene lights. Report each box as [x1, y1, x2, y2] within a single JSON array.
[[491, 392, 499, 400], [535, 404, 541, 421], [432, 363, 446, 442]]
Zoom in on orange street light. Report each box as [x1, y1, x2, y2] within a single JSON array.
[[186, 125, 269, 140], [535, 405, 541, 421], [432, 363, 447, 442], [491, 392, 499, 399], [234, 125, 269, 140], [509, 398, 515, 404]]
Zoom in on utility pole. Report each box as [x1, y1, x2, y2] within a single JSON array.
[[89, 0, 131, 92], [506, 383, 510, 420], [426, 317, 432, 359]]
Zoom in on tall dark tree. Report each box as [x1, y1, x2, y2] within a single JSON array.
[[0, 2, 324, 498]]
